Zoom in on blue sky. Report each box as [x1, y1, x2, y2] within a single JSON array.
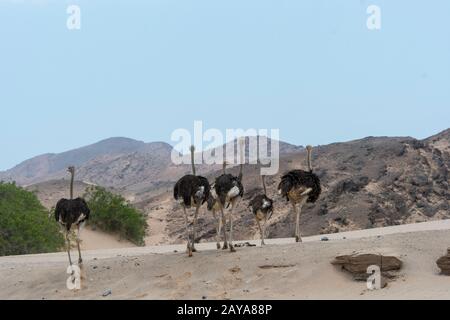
[[0, 0, 449, 170]]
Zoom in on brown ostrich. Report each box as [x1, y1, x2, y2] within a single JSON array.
[[278, 145, 321, 242]]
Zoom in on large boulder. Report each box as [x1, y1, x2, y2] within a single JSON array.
[[436, 249, 450, 275], [332, 252, 403, 281]]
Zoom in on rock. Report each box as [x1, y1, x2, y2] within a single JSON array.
[[436, 248, 450, 275], [229, 267, 241, 273], [234, 242, 256, 248], [321, 237, 329, 242], [331, 252, 402, 280], [102, 289, 112, 297]]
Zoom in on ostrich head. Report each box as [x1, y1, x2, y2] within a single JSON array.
[[67, 166, 75, 175], [306, 145, 313, 172], [190, 145, 196, 176]]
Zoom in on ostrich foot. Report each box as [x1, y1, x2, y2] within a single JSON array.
[[222, 243, 229, 250], [216, 243, 221, 250], [230, 245, 236, 253], [295, 236, 302, 243]]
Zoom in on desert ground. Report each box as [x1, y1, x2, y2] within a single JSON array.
[[1, 220, 450, 300]]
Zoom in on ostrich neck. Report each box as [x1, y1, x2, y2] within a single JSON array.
[[262, 175, 267, 195], [191, 152, 196, 176], [239, 141, 244, 180], [70, 172, 74, 200], [307, 150, 312, 172]]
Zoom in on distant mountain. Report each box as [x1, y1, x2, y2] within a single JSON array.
[[0, 137, 150, 185], [0, 136, 302, 191]]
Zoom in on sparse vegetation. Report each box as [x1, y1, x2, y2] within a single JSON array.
[[84, 186, 147, 246], [0, 182, 64, 256]]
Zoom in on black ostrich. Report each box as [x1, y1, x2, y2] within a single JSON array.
[[249, 174, 274, 246], [173, 146, 210, 257], [212, 138, 245, 252], [207, 161, 228, 250], [278, 145, 321, 242], [55, 166, 91, 266]]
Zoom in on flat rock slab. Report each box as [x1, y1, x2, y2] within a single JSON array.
[[332, 252, 403, 280], [436, 248, 450, 275]]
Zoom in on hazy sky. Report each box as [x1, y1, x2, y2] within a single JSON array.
[[0, 0, 449, 170]]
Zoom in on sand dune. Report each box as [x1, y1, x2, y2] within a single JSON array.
[[80, 227, 134, 250], [1, 220, 450, 300]]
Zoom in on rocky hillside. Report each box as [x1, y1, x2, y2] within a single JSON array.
[[161, 129, 449, 244], [5, 129, 449, 246]]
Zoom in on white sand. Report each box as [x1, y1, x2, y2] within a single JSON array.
[[1, 220, 450, 300]]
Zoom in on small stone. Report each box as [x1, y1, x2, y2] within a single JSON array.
[[102, 289, 112, 297], [321, 237, 329, 242]]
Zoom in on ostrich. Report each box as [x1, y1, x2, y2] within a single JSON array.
[[55, 166, 91, 266], [278, 145, 321, 242], [207, 161, 228, 249], [213, 138, 245, 252], [249, 174, 274, 246], [173, 146, 210, 257]]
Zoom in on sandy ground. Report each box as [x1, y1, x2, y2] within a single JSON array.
[[1, 220, 450, 300], [80, 227, 134, 250]]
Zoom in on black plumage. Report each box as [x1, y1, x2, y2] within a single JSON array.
[[214, 173, 244, 208], [278, 169, 322, 203], [174, 175, 210, 208], [249, 194, 274, 218], [55, 198, 91, 231]]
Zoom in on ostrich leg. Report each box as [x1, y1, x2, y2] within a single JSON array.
[[257, 219, 265, 246], [220, 208, 228, 250], [183, 206, 193, 257], [191, 206, 200, 253], [76, 224, 83, 265], [213, 210, 222, 249], [229, 201, 237, 253], [295, 198, 308, 243], [292, 202, 301, 243], [66, 231, 73, 267], [295, 209, 302, 242]]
